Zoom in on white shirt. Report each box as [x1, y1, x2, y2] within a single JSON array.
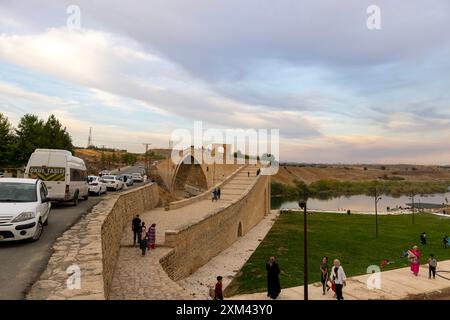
[[330, 266, 347, 285]]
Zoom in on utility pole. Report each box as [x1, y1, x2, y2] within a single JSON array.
[[87, 127, 93, 148], [143, 143, 152, 174]]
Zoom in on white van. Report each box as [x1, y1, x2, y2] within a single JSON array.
[[25, 149, 89, 206]]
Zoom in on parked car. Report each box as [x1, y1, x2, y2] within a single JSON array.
[[101, 175, 125, 191], [99, 170, 111, 176], [118, 174, 134, 186], [131, 173, 144, 183], [0, 178, 51, 242], [25, 149, 89, 206], [88, 176, 107, 196]]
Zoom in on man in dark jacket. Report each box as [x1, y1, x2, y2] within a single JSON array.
[[132, 215, 142, 246]]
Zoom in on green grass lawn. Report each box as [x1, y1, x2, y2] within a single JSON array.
[[225, 212, 450, 296]]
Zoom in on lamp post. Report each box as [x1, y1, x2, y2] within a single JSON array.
[[299, 200, 308, 300], [374, 190, 382, 238]]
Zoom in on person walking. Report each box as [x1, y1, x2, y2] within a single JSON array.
[[408, 245, 421, 276], [211, 189, 217, 202], [217, 188, 221, 200], [320, 257, 330, 295], [132, 214, 142, 246], [140, 223, 148, 256], [420, 232, 427, 245], [147, 224, 156, 251], [330, 259, 346, 300], [443, 235, 448, 248], [266, 256, 281, 299], [214, 276, 224, 300], [428, 254, 437, 279], [247, 171, 250, 178]]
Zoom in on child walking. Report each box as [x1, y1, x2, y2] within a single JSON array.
[[428, 254, 437, 279]]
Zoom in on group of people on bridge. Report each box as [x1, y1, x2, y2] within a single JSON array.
[[211, 188, 221, 202], [132, 214, 156, 256]]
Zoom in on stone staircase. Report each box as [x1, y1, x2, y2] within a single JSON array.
[[218, 165, 260, 201]]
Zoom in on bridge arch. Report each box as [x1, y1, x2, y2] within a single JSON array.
[[171, 153, 208, 197]]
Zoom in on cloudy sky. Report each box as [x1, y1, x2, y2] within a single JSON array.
[[1, 0, 450, 164]]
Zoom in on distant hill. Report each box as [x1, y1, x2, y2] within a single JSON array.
[[274, 164, 450, 185]]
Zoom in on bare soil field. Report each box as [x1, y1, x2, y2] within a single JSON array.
[[274, 164, 450, 185]]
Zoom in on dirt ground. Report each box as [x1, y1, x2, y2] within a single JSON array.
[[274, 164, 450, 185]]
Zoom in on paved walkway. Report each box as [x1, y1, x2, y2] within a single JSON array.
[[231, 260, 450, 300], [178, 210, 279, 299], [109, 166, 260, 300]]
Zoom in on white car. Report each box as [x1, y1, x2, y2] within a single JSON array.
[[0, 178, 51, 242], [99, 170, 111, 176], [101, 175, 125, 191], [88, 176, 107, 196], [131, 173, 144, 183]]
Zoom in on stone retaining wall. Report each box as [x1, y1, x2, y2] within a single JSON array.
[[27, 183, 159, 300], [160, 175, 270, 281]]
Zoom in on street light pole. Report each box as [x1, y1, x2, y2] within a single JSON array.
[[299, 200, 308, 300], [374, 188, 381, 238]]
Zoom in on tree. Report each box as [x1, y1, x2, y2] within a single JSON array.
[[295, 180, 312, 203], [0, 113, 16, 168], [14, 114, 45, 165], [111, 151, 118, 164], [43, 115, 74, 152], [14, 114, 74, 166]]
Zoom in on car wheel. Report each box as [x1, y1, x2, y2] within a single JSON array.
[[73, 191, 79, 206], [43, 216, 49, 226], [30, 220, 44, 242]]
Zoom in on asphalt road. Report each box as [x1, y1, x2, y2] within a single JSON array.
[[0, 164, 147, 300]]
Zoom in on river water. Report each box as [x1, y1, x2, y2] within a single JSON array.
[[272, 192, 450, 213]]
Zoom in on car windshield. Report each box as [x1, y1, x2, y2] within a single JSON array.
[[102, 175, 115, 180], [88, 176, 97, 183], [0, 182, 37, 202]]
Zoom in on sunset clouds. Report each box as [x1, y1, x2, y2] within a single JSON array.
[[1, 1, 449, 163]]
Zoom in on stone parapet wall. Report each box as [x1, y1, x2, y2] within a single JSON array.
[[27, 183, 159, 300], [101, 184, 160, 298], [161, 175, 270, 281]]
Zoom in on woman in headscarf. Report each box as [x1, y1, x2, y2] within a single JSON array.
[[408, 245, 421, 276], [330, 259, 347, 300], [140, 223, 148, 256], [266, 256, 281, 299], [147, 224, 156, 251]]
